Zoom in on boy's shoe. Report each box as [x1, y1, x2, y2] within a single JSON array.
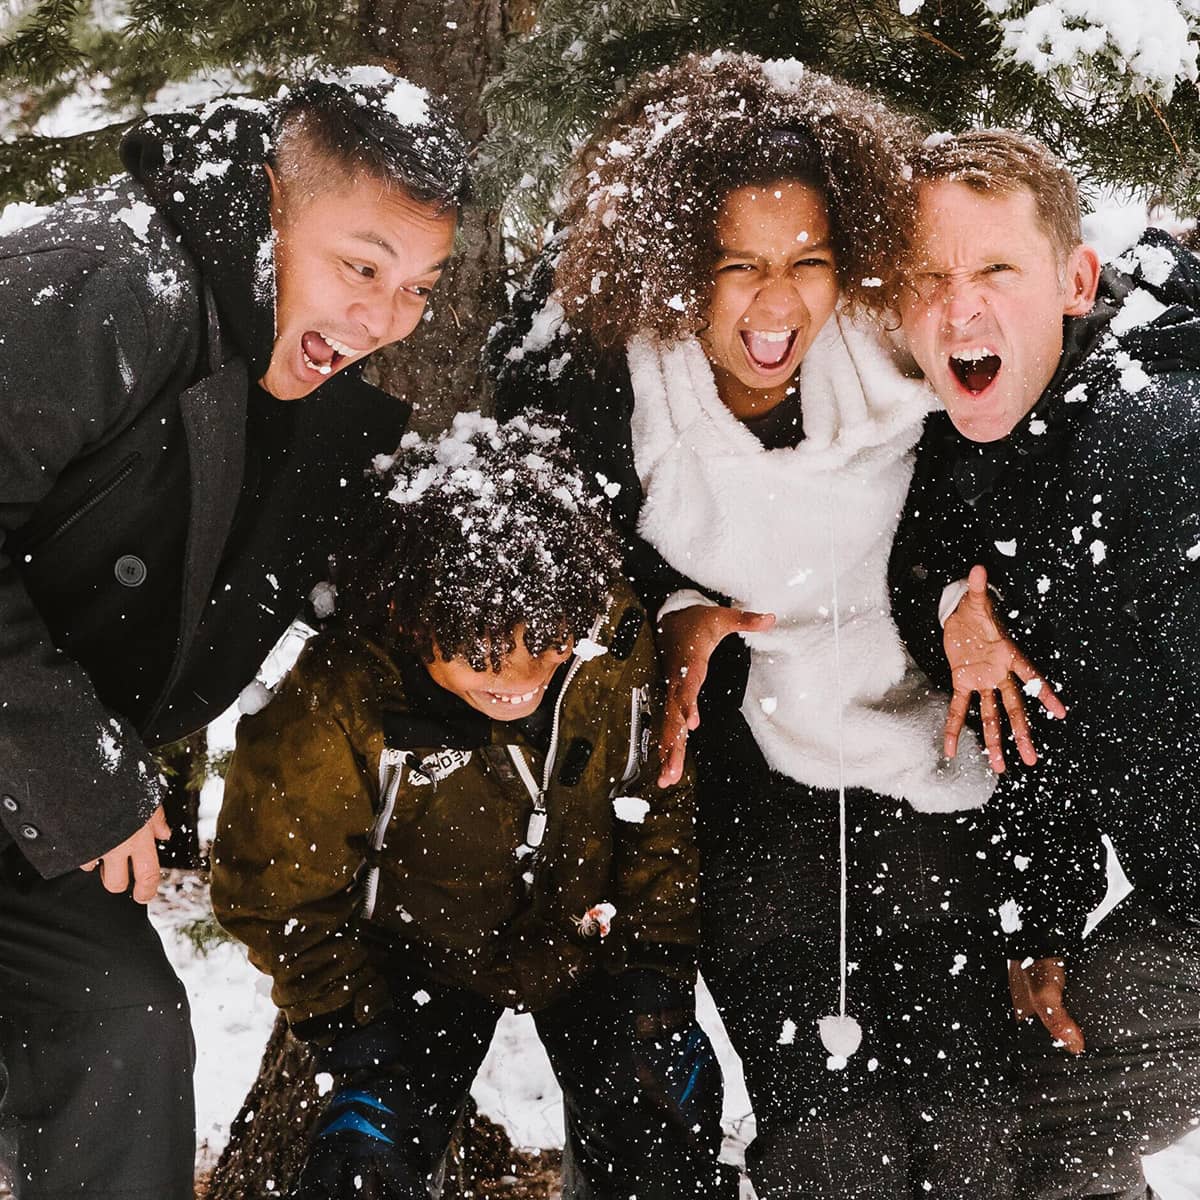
[[290, 1084, 425, 1200]]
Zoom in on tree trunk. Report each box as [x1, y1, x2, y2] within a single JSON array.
[[206, 4, 527, 1194], [358, 0, 512, 434]]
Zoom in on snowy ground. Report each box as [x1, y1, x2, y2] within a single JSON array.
[[155, 870, 1200, 1196]]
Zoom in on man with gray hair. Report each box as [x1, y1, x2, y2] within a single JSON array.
[[0, 69, 466, 1197], [889, 128, 1200, 1198]]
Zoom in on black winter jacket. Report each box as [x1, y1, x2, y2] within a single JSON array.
[[0, 109, 409, 875], [889, 230, 1200, 958]]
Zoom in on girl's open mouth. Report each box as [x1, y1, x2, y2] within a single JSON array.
[[741, 328, 798, 372]]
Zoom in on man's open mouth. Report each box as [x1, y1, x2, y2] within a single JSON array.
[[948, 347, 1002, 395], [741, 328, 798, 371], [300, 331, 364, 376]]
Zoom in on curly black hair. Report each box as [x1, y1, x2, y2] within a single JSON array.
[[553, 52, 920, 347], [338, 413, 622, 671]]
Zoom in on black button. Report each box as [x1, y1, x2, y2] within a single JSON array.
[[1, 795, 17, 813], [114, 555, 147, 587], [19, 824, 39, 840], [911, 564, 928, 581]]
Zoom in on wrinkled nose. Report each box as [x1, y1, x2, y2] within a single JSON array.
[[754, 273, 806, 321], [941, 278, 985, 332]]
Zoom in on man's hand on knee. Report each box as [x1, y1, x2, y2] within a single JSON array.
[[1009, 956, 1085, 1054], [79, 804, 170, 903]]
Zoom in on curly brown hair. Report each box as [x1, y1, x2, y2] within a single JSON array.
[[553, 53, 920, 348], [338, 413, 621, 672]]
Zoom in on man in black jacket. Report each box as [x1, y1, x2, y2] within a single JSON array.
[[0, 70, 465, 1198], [889, 129, 1200, 1198]]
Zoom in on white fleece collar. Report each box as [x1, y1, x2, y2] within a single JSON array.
[[626, 314, 994, 814]]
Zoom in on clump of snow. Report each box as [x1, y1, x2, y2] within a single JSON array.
[[1114, 350, 1152, 393], [759, 696, 778, 716], [990, 0, 1200, 101], [612, 796, 651, 823], [994, 539, 1017, 557], [1187, 541, 1200, 562], [0, 201, 52, 236], [97, 719, 123, 773], [777, 1018, 797, 1045], [761, 58, 807, 92], [315, 1072, 334, 1097], [1114, 240, 1178, 288], [317, 66, 430, 126], [115, 201, 156, 242], [412, 989, 432, 1006], [505, 297, 566, 363], [573, 637, 608, 661], [999, 898, 1024, 933], [309, 581, 337, 619], [1110, 287, 1169, 338]]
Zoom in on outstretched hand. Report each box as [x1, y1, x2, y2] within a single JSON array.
[[656, 604, 775, 786], [1009, 956, 1085, 1055], [943, 564, 1066, 772], [80, 804, 171, 903]]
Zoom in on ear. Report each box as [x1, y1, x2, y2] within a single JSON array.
[[1062, 244, 1101, 317], [263, 162, 286, 231]]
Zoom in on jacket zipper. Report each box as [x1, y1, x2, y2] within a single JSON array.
[[23, 452, 141, 552], [362, 747, 410, 920], [509, 609, 604, 864]]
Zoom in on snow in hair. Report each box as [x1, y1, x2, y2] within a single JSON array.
[[554, 50, 920, 348], [343, 412, 621, 672]]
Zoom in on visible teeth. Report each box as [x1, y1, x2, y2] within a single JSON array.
[[302, 351, 332, 375], [488, 688, 539, 705], [950, 347, 999, 362], [319, 332, 360, 357], [748, 329, 794, 342]]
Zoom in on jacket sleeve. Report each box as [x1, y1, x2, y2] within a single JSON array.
[[606, 616, 700, 981], [1122, 376, 1200, 678], [210, 656, 392, 1032], [0, 248, 175, 875]]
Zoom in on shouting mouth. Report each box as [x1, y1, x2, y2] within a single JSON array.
[[948, 347, 1002, 395], [740, 328, 799, 373], [300, 330, 367, 378]]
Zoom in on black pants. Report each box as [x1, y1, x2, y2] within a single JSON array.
[[313, 958, 736, 1200], [0, 846, 195, 1200], [1012, 898, 1200, 1199], [701, 774, 1016, 1199]]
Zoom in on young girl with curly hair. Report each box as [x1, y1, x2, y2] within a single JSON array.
[[491, 52, 1015, 1198]]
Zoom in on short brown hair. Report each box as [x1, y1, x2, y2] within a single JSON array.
[[907, 129, 1082, 261], [271, 69, 469, 213], [553, 53, 919, 347]]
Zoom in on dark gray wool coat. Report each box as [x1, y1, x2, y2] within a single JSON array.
[[889, 230, 1200, 960], [0, 103, 410, 877]]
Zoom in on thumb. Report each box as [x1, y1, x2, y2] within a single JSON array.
[[1038, 1002, 1086, 1055], [731, 609, 776, 633], [149, 805, 172, 841], [967, 563, 989, 595]]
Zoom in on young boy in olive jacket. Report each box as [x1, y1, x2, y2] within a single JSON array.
[[211, 414, 733, 1200]]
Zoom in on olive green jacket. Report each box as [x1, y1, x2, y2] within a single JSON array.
[[211, 592, 698, 1029]]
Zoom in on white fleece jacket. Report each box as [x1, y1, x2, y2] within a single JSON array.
[[627, 314, 994, 813]]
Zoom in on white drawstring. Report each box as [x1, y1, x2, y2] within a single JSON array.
[[818, 486, 863, 1066]]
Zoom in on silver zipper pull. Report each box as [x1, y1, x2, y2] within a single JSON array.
[[525, 809, 547, 848]]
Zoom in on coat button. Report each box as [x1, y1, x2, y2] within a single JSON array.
[[2, 795, 18, 813], [911, 564, 929, 581], [114, 555, 147, 587], [19, 824, 39, 840]]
